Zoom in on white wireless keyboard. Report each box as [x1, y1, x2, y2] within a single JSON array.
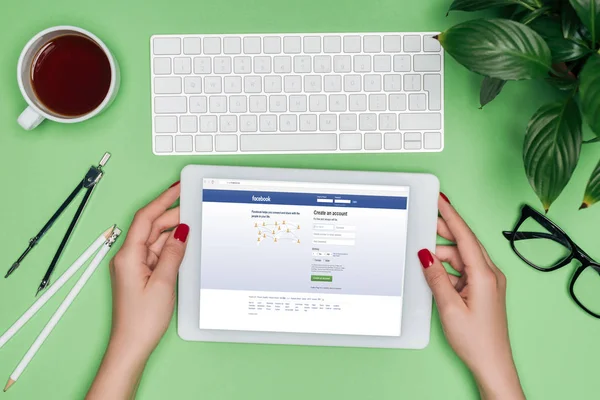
[[150, 33, 444, 155]]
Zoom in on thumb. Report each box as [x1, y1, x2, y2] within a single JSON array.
[[151, 224, 189, 288], [418, 249, 461, 310]]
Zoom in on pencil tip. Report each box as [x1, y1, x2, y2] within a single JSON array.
[[35, 286, 44, 297], [4, 378, 15, 391]]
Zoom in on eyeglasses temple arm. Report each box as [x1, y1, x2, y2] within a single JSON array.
[[502, 231, 571, 247]]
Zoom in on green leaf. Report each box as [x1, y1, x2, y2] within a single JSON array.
[[581, 159, 600, 209], [449, 0, 541, 12], [545, 75, 578, 91], [438, 19, 552, 80], [480, 77, 507, 107], [520, 6, 552, 25], [584, 137, 600, 143], [562, 1, 582, 39], [529, 17, 592, 61], [579, 55, 600, 136], [569, 0, 600, 45], [523, 98, 582, 212]]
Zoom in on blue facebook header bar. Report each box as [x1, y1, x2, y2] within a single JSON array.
[[202, 189, 408, 210]]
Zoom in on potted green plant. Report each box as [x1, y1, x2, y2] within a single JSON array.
[[437, 0, 600, 212]]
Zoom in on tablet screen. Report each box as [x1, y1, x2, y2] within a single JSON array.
[[198, 178, 410, 337]]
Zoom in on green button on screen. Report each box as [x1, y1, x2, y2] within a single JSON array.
[[311, 275, 332, 282]]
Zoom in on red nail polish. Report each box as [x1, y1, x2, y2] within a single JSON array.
[[440, 192, 450, 204], [174, 224, 189, 242], [169, 180, 180, 188], [418, 249, 434, 269]]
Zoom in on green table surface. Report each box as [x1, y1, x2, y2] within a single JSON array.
[[1, 0, 599, 398]]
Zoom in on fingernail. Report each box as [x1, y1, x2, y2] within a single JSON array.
[[418, 249, 434, 269], [440, 192, 450, 204], [169, 180, 180, 189], [174, 224, 189, 242]]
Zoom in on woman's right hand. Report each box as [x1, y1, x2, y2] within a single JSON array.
[[419, 194, 525, 400]]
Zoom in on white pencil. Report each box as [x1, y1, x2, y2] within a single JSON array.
[[4, 227, 121, 392], [0, 225, 115, 350]]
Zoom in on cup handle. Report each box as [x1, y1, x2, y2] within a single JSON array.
[[18, 106, 45, 130]]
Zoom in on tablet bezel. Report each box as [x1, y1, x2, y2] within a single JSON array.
[[178, 165, 438, 349]]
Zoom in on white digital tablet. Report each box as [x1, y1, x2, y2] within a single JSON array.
[[178, 165, 439, 349]]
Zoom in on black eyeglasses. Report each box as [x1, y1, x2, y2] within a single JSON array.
[[503, 205, 600, 319]]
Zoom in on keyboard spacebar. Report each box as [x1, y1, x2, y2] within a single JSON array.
[[240, 134, 338, 152]]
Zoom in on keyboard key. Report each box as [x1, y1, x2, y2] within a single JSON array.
[[240, 115, 258, 132], [383, 74, 402, 92], [153, 37, 181, 55], [220, 115, 237, 132], [399, 113, 442, 130], [319, 114, 337, 131], [343, 35, 361, 53], [344, 75, 361, 92], [368, 94, 386, 111], [244, 76, 262, 93], [180, 116, 198, 133], [294, 56, 311, 73], [389, 94, 407, 111], [233, 56, 251, 74], [224, 76, 242, 93], [173, 57, 192, 74], [155, 116, 177, 133], [184, 77, 202, 94], [189, 96, 207, 113], [259, 114, 277, 131], [214, 57, 232, 74], [229, 95, 247, 112], [353, 55, 371, 72], [153, 58, 171, 75], [324, 75, 342, 92], [374, 55, 391, 72], [209, 95, 227, 113], [195, 135, 213, 152], [414, 55, 441, 72], [314, 55, 332, 73], [304, 75, 322, 92], [404, 74, 421, 91], [424, 132, 442, 149], [250, 95, 267, 112], [200, 115, 217, 132], [269, 95, 287, 112], [289, 95, 307, 112], [409, 93, 427, 111], [155, 97, 187, 113], [349, 94, 367, 111], [364, 75, 382, 92], [329, 94, 347, 112], [240, 133, 337, 152], [404, 132, 422, 150], [203, 37, 221, 54], [223, 37, 242, 54], [423, 35, 441, 52], [283, 36, 301, 54], [299, 114, 317, 131], [215, 134, 238, 152], [323, 36, 341, 53], [384, 133, 402, 150], [333, 55, 352, 73], [204, 77, 222, 93], [194, 57, 212, 74], [284, 75, 302, 93], [339, 113, 357, 131], [183, 38, 201, 55], [263, 36, 282, 54], [304, 36, 321, 53], [363, 35, 381, 53], [403, 35, 421, 52], [155, 135, 173, 152], [340, 133, 362, 150], [264, 76, 282, 93], [309, 95, 327, 112], [254, 56, 272, 73], [274, 56, 292, 73], [280, 115, 297, 131], [383, 35, 402, 52], [359, 113, 377, 131], [155, 77, 182, 94], [424, 74, 442, 111], [379, 113, 397, 130], [244, 37, 261, 54], [364, 133, 382, 150], [393, 55, 411, 72]]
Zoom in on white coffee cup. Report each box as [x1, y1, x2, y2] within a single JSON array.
[[17, 26, 120, 130]]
